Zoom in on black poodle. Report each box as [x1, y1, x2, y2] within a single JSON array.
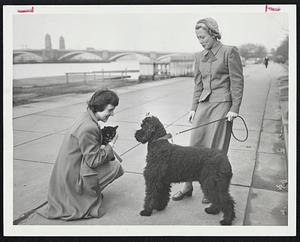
[[135, 115, 235, 225]]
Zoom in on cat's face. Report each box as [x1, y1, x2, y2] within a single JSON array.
[[101, 125, 118, 145]]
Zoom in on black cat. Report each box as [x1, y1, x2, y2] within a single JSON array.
[[101, 125, 118, 145], [101, 125, 123, 162]]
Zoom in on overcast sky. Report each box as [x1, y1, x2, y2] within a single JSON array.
[[13, 7, 288, 53]]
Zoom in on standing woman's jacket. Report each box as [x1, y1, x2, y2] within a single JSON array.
[[191, 41, 244, 113]]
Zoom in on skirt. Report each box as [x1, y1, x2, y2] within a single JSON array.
[[190, 101, 232, 154]]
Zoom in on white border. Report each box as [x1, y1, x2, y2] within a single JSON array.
[[3, 4, 297, 236]]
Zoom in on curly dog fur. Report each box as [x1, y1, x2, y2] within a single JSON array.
[[135, 116, 235, 225]]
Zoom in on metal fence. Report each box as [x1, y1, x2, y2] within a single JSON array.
[[65, 69, 139, 84]]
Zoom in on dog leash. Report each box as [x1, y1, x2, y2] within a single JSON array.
[[113, 150, 123, 163], [175, 115, 248, 142]]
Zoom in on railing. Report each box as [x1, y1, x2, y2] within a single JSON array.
[[65, 69, 139, 84]]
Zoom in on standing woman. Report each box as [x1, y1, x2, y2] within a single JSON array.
[[172, 18, 244, 203], [39, 89, 124, 221]]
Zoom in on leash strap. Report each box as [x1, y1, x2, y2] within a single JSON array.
[[175, 117, 227, 135], [113, 150, 123, 163], [175, 115, 248, 142]]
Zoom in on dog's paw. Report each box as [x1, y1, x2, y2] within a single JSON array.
[[205, 206, 220, 215], [220, 219, 232, 226], [140, 210, 152, 216]]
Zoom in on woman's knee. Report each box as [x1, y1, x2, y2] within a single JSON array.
[[116, 165, 124, 179]]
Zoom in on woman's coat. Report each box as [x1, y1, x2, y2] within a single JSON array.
[[39, 109, 115, 221]]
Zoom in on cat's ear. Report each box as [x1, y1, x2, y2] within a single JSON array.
[[145, 112, 153, 117], [114, 125, 119, 129]]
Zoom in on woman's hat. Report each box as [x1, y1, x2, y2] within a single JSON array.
[[195, 17, 221, 39]]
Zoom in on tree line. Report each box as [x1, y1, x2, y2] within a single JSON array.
[[238, 35, 288, 64]]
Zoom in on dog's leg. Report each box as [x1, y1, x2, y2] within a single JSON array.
[[205, 204, 220, 215], [219, 192, 235, 225], [153, 182, 171, 211], [201, 172, 235, 225], [216, 176, 235, 225], [201, 178, 221, 215], [140, 179, 155, 216]]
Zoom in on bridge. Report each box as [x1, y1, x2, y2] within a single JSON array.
[[13, 49, 190, 64]]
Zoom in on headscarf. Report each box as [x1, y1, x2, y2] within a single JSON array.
[[195, 17, 221, 40]]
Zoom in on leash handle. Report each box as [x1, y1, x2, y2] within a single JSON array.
[[231, 115, 248, 142], [175, 115, 248, 142]]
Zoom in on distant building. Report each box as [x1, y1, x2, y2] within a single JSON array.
[[45, 33, 52, 50], [59, 36, 66, 49]]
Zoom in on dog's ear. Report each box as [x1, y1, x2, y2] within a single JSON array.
[[145, 112, 152, 117]]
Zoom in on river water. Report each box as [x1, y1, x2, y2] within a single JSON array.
[[13, 60, 140, 80]]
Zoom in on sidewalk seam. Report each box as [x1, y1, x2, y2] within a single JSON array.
[[14, 130, 66, 147], [13, 201, 48, 225], [15, 158, 54, 165]]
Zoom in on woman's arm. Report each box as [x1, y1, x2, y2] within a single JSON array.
[[77, 125, 115, 169], [191, 53, 203, 111], [228, 47, 244, 114]]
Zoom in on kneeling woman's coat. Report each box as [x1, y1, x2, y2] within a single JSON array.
[[39, 109, 123, 221]]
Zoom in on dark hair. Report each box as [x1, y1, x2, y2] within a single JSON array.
[[87, 89, 119, 112]]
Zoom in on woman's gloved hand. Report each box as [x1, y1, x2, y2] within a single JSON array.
[[188, 111, 196, 123], [226, 111, 238, 121], [109, 133, 119, 148]]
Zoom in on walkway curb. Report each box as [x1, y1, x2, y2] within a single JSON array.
[[277, 74, 288, 167]]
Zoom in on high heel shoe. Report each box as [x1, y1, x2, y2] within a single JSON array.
[[172, 188, 193, 201]]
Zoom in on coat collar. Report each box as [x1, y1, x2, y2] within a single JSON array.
[[87, 108, 100, 126], [203, 41, 222, 56]]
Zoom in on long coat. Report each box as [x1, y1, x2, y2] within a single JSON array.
[[190, 41, 244, 153], [39, 109, 118, 221]]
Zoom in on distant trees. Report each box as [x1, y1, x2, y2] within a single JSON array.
[[238, 37, 289, 65], [272, 36, 288, 63], [238, 44, 268, 60]]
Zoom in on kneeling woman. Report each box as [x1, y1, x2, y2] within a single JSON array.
[[40, 89, 124, 221]]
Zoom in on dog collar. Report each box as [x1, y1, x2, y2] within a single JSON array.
[[152, 133, 173, 142]]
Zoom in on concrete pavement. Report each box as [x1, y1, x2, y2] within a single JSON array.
[[12, 63, 288, 227]]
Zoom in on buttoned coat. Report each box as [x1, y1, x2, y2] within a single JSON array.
[[191, 42, 244, 113], [40, 109, 116, 221]]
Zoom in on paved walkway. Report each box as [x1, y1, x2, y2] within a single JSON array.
[[12, 63, 288, 228]]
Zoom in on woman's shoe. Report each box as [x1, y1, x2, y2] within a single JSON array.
[[172, 188, 193, 201]]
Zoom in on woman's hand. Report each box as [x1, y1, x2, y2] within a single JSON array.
[[226, 111, 238, 121], [188, 111, 196, 123]]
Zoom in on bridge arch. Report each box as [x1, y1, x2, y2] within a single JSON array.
[[109, 52, 151, 62], [13, 51, 43, 63], [156, 53, 184, 62], [58, 51, 103, 61]]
